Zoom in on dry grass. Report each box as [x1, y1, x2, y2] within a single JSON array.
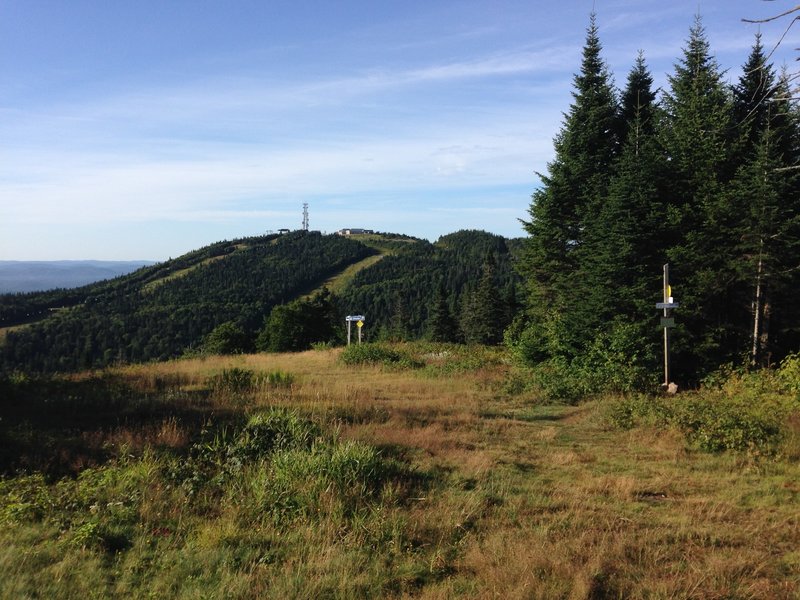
[[2, 346, 799, 598]]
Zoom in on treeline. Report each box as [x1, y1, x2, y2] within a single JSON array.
[[338, 230, 522, 343], [511, 15, 800, 393], [0, 233, 374, 372]]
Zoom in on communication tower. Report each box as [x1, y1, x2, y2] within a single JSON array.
[[302, 203, 309, 231]]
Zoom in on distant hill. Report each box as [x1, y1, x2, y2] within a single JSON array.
[[0, 230, 521, 373], [0, 261, 156, 294], [337, 230, 521, 339], [0, 232, 375, 371]]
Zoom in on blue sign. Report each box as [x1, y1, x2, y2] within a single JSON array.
[[655, 302, 679, 309]]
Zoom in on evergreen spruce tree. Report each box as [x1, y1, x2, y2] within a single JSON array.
[[732, 33, 774, 164], [581, 53, 665, 330], [729, 45, 800, 365], [428, 285, 459, 343], [460, 257, 506, 345], [619, 51, 656, 139], [518, 13, 619, 359], [659, 16, 737, 378]]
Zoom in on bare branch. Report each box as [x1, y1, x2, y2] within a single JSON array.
[[742, 5, 800, 24]]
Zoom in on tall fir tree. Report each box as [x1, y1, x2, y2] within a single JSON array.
[[729, 42, 800, 365], [659, 16, 737, 379], [581, 53, 666, 332], [427, 284, 459, 343], [460, 257, 506, 345], [518, 13, 619, 359]]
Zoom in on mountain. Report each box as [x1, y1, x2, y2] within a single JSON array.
[[337, 230, 521, 340], [0, 230, 521, 373], [0, 232, 375, 372], [0, 261, 156, 294]]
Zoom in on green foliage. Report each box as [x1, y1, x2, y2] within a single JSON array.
[[201, 321, 252, 355], [427, 286, 459, 343], [339, 343, 422, 369], [0, 402, 424, 597], [256, 288, 340, 353], [513, 318, 656, 403], [778, 353, 800, 397], [231, 411, 320, 462], [459, 257, 508, 345], [606, 368, 798, 454], [1, 233, 373, 372], [516, 16, 800, 391], [211, 368, 256, 396], [672, 396, 783, 453], [261, 370, 295, 388], [260, 440, 398, 525], [338, 230, 520, 341]]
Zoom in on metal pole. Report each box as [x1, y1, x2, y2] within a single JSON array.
[[663, 264, 670, 388], [358, 323, 362, 345], [347, 319, 351, 346]]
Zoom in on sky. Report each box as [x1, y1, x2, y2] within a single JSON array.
[[1, 0, 798, 261]]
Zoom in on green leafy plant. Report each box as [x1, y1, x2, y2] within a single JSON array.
[[339, 343, 422, 369]]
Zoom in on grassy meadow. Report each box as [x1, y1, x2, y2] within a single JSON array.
[[1, 343, 799, 598]]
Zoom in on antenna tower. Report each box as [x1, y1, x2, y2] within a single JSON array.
[[302, 203, 309, 231]]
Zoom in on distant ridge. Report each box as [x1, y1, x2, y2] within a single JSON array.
[[0, 261, 157, 294]]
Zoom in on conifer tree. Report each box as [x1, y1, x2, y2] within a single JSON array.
[[581, 53, 665, 331], [428, 285, 459, 343], [518, 13, 619, 358], [460, 258, 506, 345], [729, 42, 800, 365], [659, 16, 737, 377]]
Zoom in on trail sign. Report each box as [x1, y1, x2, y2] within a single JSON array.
[[658, 264, 679, 393], [346, 315, 366, 345], [655, 302, 680, 310]]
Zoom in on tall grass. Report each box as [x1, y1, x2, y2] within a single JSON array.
[[1, 343, 799, 597]]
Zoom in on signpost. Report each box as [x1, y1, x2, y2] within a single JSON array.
[[346, 315, 366, 345], [657, 265, 678, 393]]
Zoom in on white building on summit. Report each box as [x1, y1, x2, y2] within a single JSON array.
[[337, 228, 374, 236]]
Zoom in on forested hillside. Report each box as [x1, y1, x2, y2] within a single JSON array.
[[0, 230, 523, 373], [0, 232, 375, 372], [337, 230, 521, 342], [511, 15, 800, 393]]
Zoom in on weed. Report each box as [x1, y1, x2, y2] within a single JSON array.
[[211, 367, 255, 395]]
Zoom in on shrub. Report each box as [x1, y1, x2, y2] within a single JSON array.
[[605, 391, 788, 454], [778, 352, 800, 398], [201, 321, 253, 355], [339, 343, 422, 369], [604, 394, 669, 430], [670, 396, 784, 453], [261, 440, 398, 524], [232, 410, 320, 462]]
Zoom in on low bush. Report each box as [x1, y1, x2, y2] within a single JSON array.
[[232, 410, 320, 461], [258, 439, 401, 525], [778, 352, 800, 398], [605, 384, 792, 454], [339, 343, 422, 369]]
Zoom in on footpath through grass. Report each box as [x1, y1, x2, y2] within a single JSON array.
[[1, 344, 798, 598]]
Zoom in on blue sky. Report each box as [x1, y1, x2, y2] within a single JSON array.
[[1, 1, 797, 260]]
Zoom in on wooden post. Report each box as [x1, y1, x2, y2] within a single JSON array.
[[663, 264, 670, 389]]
